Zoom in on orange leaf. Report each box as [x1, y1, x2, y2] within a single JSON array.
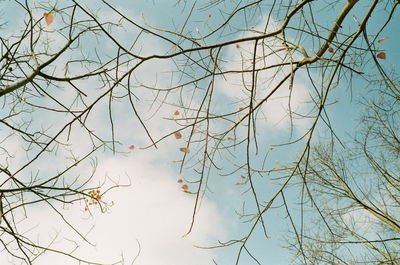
[[234, 182, 243, 186], [328, 47, 334, 53], [174, 110, 180, 115], [227, 137, 234, 141], [240, 175, 246, 179], [377, 52, 386, 59], [174, 131, 182, 139], [128, 145, 135, 150], [179, 147, 190, 153], [236, 44, 240, 48], [177, 179, 183, 183], [239, 107, 244, 111], [43, 13, 54, 25], [377, 36, 390, 43], [182, 184, 189, 191]]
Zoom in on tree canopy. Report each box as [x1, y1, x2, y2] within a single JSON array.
[[0, 0, 399, 264]]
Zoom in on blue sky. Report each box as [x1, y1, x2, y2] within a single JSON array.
[[0, 0, 399, 264]]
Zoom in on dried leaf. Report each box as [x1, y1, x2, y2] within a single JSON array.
[[179, 147, 190, 153], [177, 179, 183, 183], [227, 137, 234, 141], [377, 52, 386, 60], [128, 145, 135, 150], [236, 44, 240, 48], [377, 36, 390, 43], [234, 182, 244, 186], [182, 184, 189, 191], [174, 131, 182, 139], [239, 107, 245, 111], [174, 110, 180, 115], [328, 47, 334, 53], [43, 13, 54, 25], [240, 175, 246, 179]]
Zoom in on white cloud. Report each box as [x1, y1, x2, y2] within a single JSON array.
[[342, 208, 379, 236], [215, 18, 312, 134], [0, 5, 228, 264], [0, 149, 226, 265]]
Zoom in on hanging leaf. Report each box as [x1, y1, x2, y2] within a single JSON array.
[[377, 52, 386, 60], [190, 128, 198, 135], [239, 107, 245, 111], [236, 44, 240, 48], [174, 110, 180, 115], [128, 145, 135, 150], [181, 184, 189, 191], [234, 182, 244, 186], [174, 131, 182, 139], [240, 175, 246, 179], [179, 147, 190, 153], [177, 179, 183, 183], [377, 36, 390, 43], [43, 13, 55, 25], [328, 47, 334, 53], [227, 137, 234, 141]]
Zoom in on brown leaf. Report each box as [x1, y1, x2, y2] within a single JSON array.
[[174, 110, 180, 115], [174, 131, 182, 139], [190, 128, 199, 135], [43, 13, 54, 25], [181, 184, 189, 191], [377, 36, 390, 43], [179, 147, 190, 153], [377, 52, 386, 60]]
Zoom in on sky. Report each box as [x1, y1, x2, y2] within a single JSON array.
[[0, 0, 399, 265]]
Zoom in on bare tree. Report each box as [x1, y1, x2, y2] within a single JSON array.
[[0, 0, 399, 264], [289, 76, 400, 264]]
